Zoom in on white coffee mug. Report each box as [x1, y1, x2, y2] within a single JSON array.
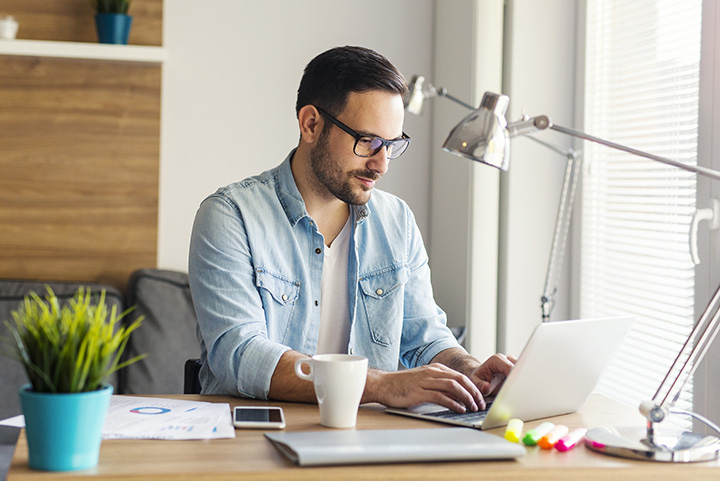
[[295, 354, 368, 428]]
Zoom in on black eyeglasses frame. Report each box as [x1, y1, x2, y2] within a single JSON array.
[[315, 106, 411, 160]]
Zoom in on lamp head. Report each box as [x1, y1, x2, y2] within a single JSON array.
[[404, 75, 439, 116], [442, 92, 511, 171]]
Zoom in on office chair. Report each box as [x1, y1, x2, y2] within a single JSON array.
[[184, 358, 202, 395]]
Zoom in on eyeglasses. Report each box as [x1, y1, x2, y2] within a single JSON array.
[[315, 106, 411, 160]]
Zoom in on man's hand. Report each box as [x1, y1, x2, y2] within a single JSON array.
[[465, 353, 517, 397], [368, 347, 516, 412], [362, 363, 485, 413]]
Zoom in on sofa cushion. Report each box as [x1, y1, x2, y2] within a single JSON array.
[[0, 279, 124, 421], [120, 269, 199, 395]]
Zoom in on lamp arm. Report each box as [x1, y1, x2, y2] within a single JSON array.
[[654, 284, 720, 408], [534, 140, 580, 322], [520, 135, 581, 322], [505, 117, 583, 322], [549, 123, 720, 182], [436, 87, 476, 111], [516, 116, 720, 415]]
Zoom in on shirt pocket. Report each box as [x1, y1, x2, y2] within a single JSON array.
[[358, 264, 410, 347], [255, 267, 300, 341]]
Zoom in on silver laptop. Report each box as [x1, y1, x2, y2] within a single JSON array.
[[386, 316, 634, 430]]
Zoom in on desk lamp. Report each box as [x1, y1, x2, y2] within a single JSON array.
[[442, 90, 720, 462], [405, 76, 580, 322]]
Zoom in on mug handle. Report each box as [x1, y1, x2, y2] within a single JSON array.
[[294, 358, 313, 381]]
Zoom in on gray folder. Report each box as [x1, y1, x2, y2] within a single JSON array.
[[264, 428, 525, 466]]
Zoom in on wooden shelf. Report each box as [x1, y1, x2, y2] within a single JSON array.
[[0, 39, 166, 63]]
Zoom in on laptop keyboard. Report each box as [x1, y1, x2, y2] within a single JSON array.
[[423, 402, 493, 424]]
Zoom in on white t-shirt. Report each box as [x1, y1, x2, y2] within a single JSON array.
[[316, 218, 352, 354]]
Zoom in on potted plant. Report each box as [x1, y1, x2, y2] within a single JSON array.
[[91, 0, 133, 45], [3, 287, 144, 471]]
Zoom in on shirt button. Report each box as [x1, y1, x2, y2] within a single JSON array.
[[281, 294, 288, 302], [315, 248, 322, 254], [314, 300, 319, 306], [350, 348, 354, 355], [376, 288, 383, 296]]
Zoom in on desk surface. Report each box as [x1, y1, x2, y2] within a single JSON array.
[[7, 394, 720, 480]]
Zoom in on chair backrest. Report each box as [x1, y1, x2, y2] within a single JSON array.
[[0, 280, 124, 420], [184, 358, 203, 394]]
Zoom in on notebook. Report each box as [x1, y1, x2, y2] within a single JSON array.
[[264, 427, 525, 466], [386, 316, 634, 430]]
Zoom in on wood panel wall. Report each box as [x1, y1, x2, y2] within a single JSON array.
[[0, 1, 163, 290]]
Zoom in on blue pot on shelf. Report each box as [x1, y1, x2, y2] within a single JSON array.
[[19, 384, 113, 471], [95, 13, 133, 45]]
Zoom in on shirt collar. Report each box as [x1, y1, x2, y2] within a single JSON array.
[[276, 149, 371, 226]]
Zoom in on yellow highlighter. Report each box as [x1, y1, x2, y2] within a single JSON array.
[[522, 422, 555, 446], [504, 418, 524, 443], [538, 424, 569, 449]]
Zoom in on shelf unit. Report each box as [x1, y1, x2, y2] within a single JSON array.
[[0, 39, 166, 63]]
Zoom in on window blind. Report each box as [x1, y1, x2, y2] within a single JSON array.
[[581, 0, 702, 427]]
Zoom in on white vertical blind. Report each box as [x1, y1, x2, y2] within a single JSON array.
[[582, 0, 702, 426]]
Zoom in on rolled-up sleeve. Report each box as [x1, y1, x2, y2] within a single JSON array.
[[398, 203, 460, 368], [188, 195, 290, 399]]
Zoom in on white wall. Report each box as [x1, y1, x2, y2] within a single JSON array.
[[499, 0, 578, 355], [158, 0, 436, 272], [431, 0, 504, 358]]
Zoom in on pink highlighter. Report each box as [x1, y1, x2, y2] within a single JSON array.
[[555, 428, 588, 452]]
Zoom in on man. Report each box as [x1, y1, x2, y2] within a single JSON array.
[[189, 46, 514, 413]]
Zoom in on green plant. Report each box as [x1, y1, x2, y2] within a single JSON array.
[[3, 287, 145, 393], [91, 0, 132, 14]]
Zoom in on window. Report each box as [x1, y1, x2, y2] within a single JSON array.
[[581, 0, 703, 428]]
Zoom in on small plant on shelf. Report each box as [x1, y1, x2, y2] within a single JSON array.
[[91, 0, 132, 14]]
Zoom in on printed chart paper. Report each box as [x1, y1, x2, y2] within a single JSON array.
[[0, 396, 235, 440]]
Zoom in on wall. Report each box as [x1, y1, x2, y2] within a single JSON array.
[[430, 0, 504, 358], [0, 1, 578, 361], [499, 0, 578, 355], [159, 0, 436, 272]]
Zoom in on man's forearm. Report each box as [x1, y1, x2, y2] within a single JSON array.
[[267, 350, 318, 402], [269, 351, 388, 405], [431, 346, 482, 377], [268, 347, 486, 409]]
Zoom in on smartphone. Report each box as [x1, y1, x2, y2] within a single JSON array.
[[233, 406, 286, 429]]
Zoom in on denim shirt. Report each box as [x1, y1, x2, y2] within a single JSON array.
[[188, 151, 460, 399]]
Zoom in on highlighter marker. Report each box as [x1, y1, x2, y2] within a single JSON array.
[[522, 422, 555, 446], [504, 418, 524, 443], [555, 427, 588, 452], [538, 424, 569, 449]]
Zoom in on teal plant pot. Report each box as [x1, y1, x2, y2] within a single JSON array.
[[95, 13, 132, 45], [19, 384, 113, 471]]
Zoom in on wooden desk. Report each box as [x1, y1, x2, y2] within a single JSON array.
[[7, 394, 720, 480]]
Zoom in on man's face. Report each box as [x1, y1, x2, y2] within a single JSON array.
[[309, 90, 405, 206]]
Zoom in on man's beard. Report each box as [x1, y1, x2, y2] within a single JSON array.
[[309, 131, 379, 206]]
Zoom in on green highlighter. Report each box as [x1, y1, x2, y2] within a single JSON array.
[[522, 422, 555, 446]]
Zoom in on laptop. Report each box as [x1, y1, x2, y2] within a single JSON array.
[[386, 316, 634, 430]]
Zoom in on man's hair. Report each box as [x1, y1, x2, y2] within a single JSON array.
[[296, 46, 407, 117]]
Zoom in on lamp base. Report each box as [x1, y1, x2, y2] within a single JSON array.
[[585, 426, 720, 462]]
